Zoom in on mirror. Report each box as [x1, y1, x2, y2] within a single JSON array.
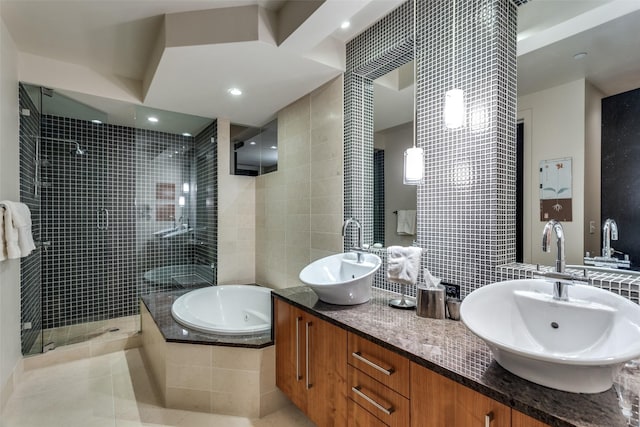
[[517, 3, 640, 270], [373, 61, 416, 247], [230, 119, 278, 176]]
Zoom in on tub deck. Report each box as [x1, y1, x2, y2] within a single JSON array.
[[140, 288, 273, 348]]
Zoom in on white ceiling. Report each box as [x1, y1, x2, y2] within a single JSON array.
[[373, 0, 640, 132], [3, 0, 640, 132]]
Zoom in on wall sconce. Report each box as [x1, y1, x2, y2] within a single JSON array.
[[403, 147, 424, 185], [444, 89, 465, 129], [178, 196, 186, 207], [182, 183, 190, 193]]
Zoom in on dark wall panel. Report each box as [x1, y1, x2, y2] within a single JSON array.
[[602, 88, 640, 269]]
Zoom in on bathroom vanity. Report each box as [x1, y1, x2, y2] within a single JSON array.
[[273, 286, 636, 427]]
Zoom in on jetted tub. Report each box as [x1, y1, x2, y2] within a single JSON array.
[[171, 285, 272, 335]]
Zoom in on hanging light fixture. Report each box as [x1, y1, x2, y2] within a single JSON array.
[[403, 0, 424, 185], [444, 0, 465, 129]]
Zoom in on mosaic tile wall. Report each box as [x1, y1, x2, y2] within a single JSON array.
[[345, 0, 518, 298], [18, 84, 42, 354], [193, 122, 217, 273], [373, 149, 385, 245], [33, 116, 217, 328]]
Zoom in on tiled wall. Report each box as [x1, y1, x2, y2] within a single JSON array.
[[497, 263, 640, 305], [18, 84, 42, 354], [216, 118, 256, 285], [345, 0, 518, 298], [373, 149, 385, 245], [255, 76, 344, 288], [29, 115, 217, 329], [193, 122, 217, 271]]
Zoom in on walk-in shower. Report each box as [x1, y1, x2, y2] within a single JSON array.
[[18, 84, 218, 355]]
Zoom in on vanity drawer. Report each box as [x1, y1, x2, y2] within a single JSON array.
[[348, 333, 410, 397], [348, 366, 409, 427], [348, 398, 388, 427]]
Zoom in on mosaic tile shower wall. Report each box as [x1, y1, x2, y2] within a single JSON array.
[[345, 0, 518, 297], [193, 122, 217, 273], [33, 116, 217, 328], [18, 84, 42, 354]]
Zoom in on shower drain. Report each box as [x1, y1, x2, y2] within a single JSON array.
[[108, 327, 120, 333]]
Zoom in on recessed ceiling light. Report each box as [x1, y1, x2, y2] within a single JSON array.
[[91, 119, 102, 124], [341, 21, 350, 29], [249, 141, 256, 145], [148, 116, 159, 123], [228, 87, 242, 96], [573, 52, 588, 60], [182, 132, 192, 137], [270, 145, 277, 150]]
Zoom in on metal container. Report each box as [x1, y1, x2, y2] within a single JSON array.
[[416, 284, 446, 319], [446, 298, 461, 321]]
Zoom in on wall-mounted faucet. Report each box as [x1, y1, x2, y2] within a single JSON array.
[[342, 217, 365, 263], [602, 218, 619, 258]]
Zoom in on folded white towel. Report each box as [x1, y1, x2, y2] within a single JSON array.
[[2, 201, 36, 259], [0, 207, 6, 261], [396, 210, 416, 236], [386, 245, 422, 286]]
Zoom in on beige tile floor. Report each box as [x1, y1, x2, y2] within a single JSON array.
[[1, 349, 315, 427], [30, 315, 141, 354]]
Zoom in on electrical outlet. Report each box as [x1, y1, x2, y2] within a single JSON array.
[[443, 283, 461, 300]]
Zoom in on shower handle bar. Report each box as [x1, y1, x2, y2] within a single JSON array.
[[103, 208, 109, 230], [96, 208, 110, 230]]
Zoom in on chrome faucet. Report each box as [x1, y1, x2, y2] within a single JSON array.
[[342, 218, 365, 263], [602, 218, 619, 258], [542, 219, 569, 300]]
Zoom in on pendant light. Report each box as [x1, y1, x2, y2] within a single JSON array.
[[403, 0, 424, 185], [444, 0, 465, 129]]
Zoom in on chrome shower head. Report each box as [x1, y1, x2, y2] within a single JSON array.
[[71, 142, 87, 156]]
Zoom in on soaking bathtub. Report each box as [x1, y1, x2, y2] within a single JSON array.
[[170, 285, 272, 335]]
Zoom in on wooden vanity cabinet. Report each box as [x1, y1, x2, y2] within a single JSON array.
[[410, 362, 511, 427], [274, 298, 347, 426], [275, 298, 551, 427], [512, 410, 551, 427]]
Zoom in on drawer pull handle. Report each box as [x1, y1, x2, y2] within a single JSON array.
[[351, 386, 394, 415], [352, 352, 394, 376], [485, 411, 494, 427]]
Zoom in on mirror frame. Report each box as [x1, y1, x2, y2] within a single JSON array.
[[343, 1, 414, 251]]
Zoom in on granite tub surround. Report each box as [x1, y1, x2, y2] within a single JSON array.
[[140, 289, 272, 348], [140, 300, 287, 418], [272, 286, 640, 427]]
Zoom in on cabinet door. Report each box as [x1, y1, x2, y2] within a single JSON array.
[[512, 410, 550, 427], [274, 299, 347, 427], [274, 299, 307, 410], [410, 362, 510, 427], [305, 312, 348, 427]]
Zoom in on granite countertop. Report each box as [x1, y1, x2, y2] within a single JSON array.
[[272, 286, 640, 427], [141, 290, 273, 348]]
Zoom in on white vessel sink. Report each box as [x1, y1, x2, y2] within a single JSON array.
[[461, 279, 640, 393], [299, 252, 381, 305]]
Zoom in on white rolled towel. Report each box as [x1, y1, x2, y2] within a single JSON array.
[[2, 201, 36, 258], [0, 207, 6, 261], [387, 245, 422, 286]]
